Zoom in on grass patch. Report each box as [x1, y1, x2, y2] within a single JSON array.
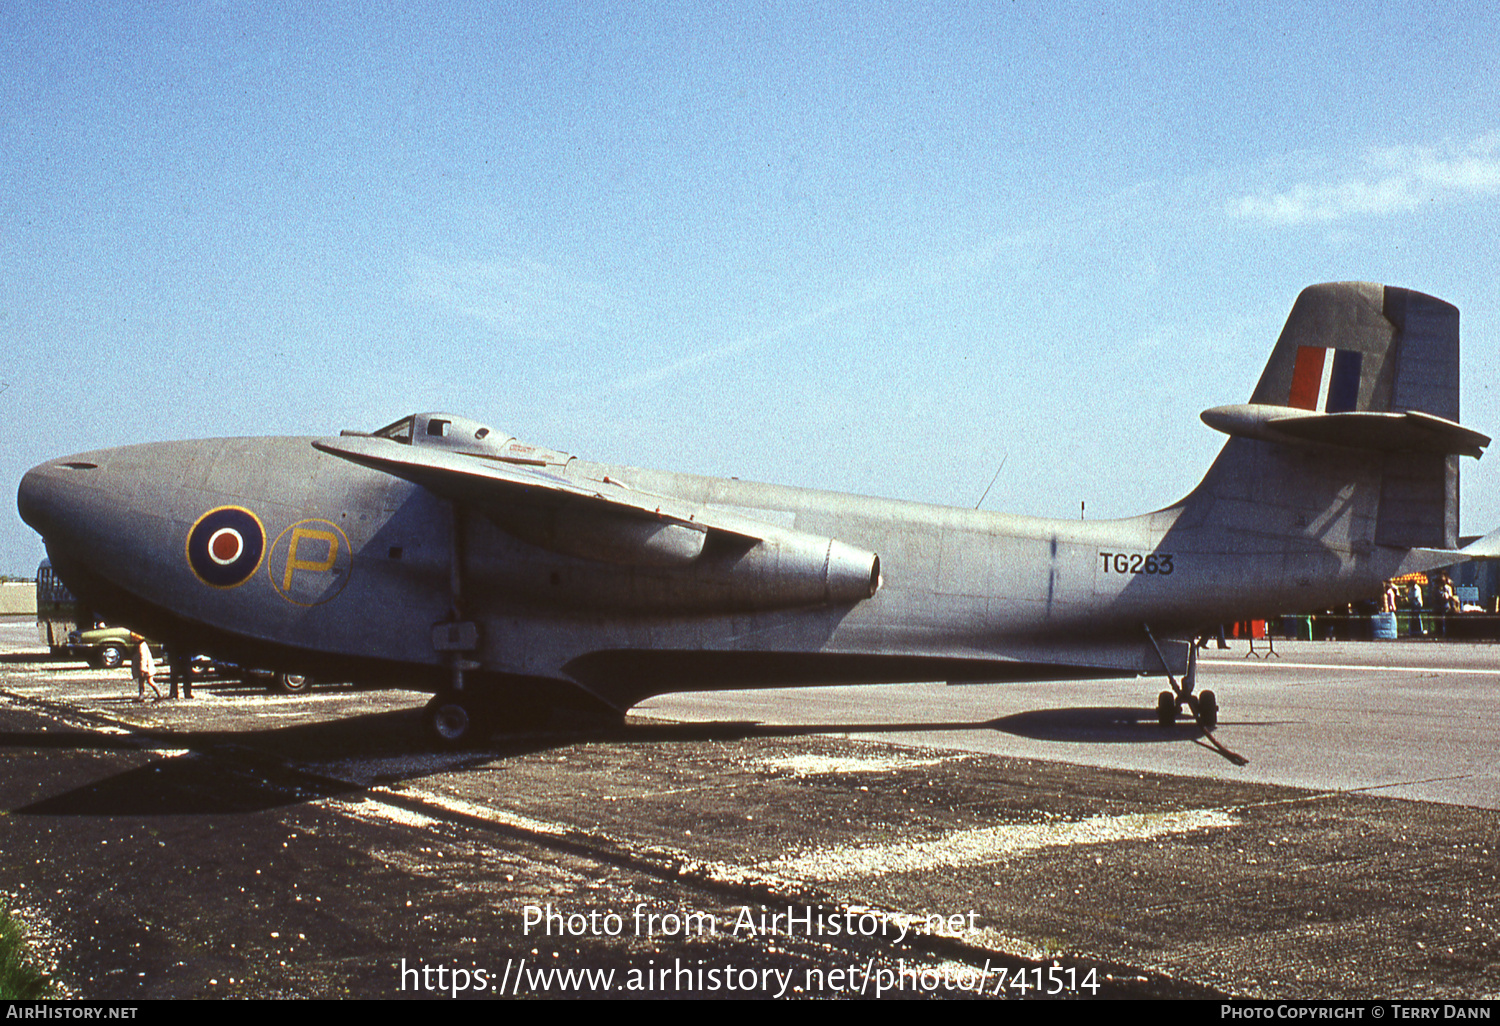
[[0, 899, 53, 999]]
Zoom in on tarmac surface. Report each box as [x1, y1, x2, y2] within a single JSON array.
[[1, 616, 1497, 1000], [642, 638, 1500, 808]]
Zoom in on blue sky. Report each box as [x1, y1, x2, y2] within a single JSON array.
[[5, 2, 1500, 575]]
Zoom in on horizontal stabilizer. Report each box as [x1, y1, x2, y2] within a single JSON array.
[[1461, 529, 1500, 559], [1385, 546, 1470, 576], [1201, 404, 1489, 459]]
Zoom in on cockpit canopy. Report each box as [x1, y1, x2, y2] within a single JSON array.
[[351, 413, 571, 467]]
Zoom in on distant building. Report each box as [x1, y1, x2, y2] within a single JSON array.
[[0, 580, 37, 616]]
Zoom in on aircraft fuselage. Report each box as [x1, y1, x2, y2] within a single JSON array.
[[19, 428, 1405, 708]]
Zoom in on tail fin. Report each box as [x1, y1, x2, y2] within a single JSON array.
[[1247, 282, 1452, 417], [1196, 282, 1485, 552]]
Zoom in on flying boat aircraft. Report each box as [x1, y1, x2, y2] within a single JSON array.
[[17, 283, 1489, 748]]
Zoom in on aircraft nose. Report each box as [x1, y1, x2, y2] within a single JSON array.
[[20, 461, 67, 539], [17, 456, 107, 545]]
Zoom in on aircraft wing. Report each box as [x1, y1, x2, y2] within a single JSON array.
[[313, 435, 773, 565]]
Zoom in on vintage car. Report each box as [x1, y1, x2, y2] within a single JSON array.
[[65, 628, 310, 691], [66, 626, 154, 670]]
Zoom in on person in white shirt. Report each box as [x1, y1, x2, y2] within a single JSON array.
[[131, 634, 161, 702]]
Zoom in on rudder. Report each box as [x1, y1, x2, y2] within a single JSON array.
[[1380, 286, 1461, 549]]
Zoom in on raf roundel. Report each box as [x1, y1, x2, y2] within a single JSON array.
[[186, 507, 265, 588]]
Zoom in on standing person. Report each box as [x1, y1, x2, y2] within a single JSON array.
[[1410, 580, 1426, 637], [1383, 581, 1398, 614], [1439, 575, 1458, 638], [131, 633, 161, 702], [165, 644, 193, 700]]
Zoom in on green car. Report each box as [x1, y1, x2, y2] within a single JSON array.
[[65, 628, 310, 691], [66, 626, 157, 670]]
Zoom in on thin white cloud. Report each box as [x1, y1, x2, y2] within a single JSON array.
[[408, 254, 637, 340], [611, 284, 884, 392], [1230, 132, 1500, 225], [605, 228, 1030, 395]]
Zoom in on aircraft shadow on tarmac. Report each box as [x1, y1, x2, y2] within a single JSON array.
[[5, 706, 537, 817], [619, 707, 1206, 745], [987, 706, 1207, 743], [6, 702, 1206, 818]]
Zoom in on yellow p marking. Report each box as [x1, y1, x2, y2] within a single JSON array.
[[282, 527, 340, 590]]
